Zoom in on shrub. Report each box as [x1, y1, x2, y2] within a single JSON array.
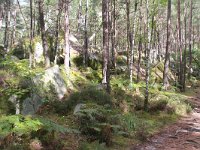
[[52, 87, 112, 114]]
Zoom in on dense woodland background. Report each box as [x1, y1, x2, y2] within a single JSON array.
[[0, 0, 200, 149]]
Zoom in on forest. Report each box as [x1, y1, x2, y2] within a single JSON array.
[[0, 0, 200, 149]]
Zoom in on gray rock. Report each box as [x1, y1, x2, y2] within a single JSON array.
[[21, 94, 43, 115], [10, 55, 19, 61], [33, 65, 67, 100], [74, 103, 86, 115], [8, 94, 20, 114]]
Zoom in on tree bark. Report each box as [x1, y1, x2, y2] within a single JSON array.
[[29, 0, 34, 68], [64, 0, 70, 74], [183, 1, 187, 92], [102, 0, 110, 93], [4, 0, 10, 53], [0, 4, 3, 30], [144, 0, 151, 111], [163, 0, 171, 90], [38, 0, 50, 68], [137, 0, 143, 83], [83, 0, 89, 66], [188, 0, 193, 79], [54, 0, 62, 64], [111, 0, 116, 68], [177, 0, 183, 91]]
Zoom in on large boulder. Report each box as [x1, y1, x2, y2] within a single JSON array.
[[21, 94, 43, 115], [33, 65, 67, 100]]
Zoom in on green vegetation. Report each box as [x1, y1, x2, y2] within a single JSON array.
[[0, 54, 197, 149]]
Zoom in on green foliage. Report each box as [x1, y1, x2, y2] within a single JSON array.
[[0, 115, 42, 138], [52, 87, 112, 114]]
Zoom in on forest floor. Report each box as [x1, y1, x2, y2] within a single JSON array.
[[131, 88, 200, 150]]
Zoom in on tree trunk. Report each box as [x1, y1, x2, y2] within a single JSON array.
[[144, 0, 151, 111], [177, 0, 183, 91], [188, 0, 193, 79], [54, 0, 62, 64], [163, 0, 171, 90], [29, 0, 34, 68], [11, 5, 17, 47], [129, 0, 137, 85], [183, 1, 187, 92], [126, 0, 131, 70], [64, 0, 70, 74], [137, 0, 143, 83], [102, 0, 110, 93], [38, 0, 50, 68], [83, 0, 89, 66], [4, 0, 10, 53], [77, 0, 82, 32], [111, 0, 116, 68], [0, 4, 3, 30]]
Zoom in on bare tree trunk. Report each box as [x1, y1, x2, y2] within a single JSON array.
[[163, 0, 171, 90], [54, 0, 62, 64], [77, 0, 82, 32], [183, 1, 187, 92], [137, 0, 143, 83], [4, 0, 10, 53], [111, 0, 116, 68], [64, 0, 70, 74], [177, 0, 183, 91], [83, 0, 89, 66], [188, 0, 193, 79], [29, 0, 34, 68], [38, 0, 50, 68], [11, 4, 17, 47], [144, 0, 151, 110], [0, 4, 3, 30], [126, 0, 131, 70], [129, 0, 137, 85], [102, 0, 110, 93]]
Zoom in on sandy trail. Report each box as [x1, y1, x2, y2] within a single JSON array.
[[131, 91, 200, 150]]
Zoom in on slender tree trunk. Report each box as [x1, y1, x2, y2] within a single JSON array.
[[183, 1, 187, 92], [64, 0, 70, 74], [111, 0, 116, 68], [11, 5, 17, 47], [0, 4, 3, 30], [137, 0, 143, 83], [102, 0, 110, 93], [54, 0, 62, 64], [144, 0, 151, 110], [38, 0, 50, 68], [188, 0, 193, 79], [4, 0, 10, 53], [29, 0, 34, 68], [129, 0, 137, 85], [126, 0, 131, 70], [77, 0, 82, 32], [83, 0, 89, 66], [163, 0, 171, 90]]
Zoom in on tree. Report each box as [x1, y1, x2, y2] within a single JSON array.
[[38, 0, 50, 68], [111, 0, 116, 68], [83, 0, 89, 66], [4, 0, 11, 53], [144, 0, 151, 110], [64, 0, 70, 74], [29, 0, 34, 68], [163, 0, 171, 90], [188, 0, 193, 79], [102, 0, 110, 93]]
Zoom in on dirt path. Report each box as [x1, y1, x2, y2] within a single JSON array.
[[131, 91, 200, 150]]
